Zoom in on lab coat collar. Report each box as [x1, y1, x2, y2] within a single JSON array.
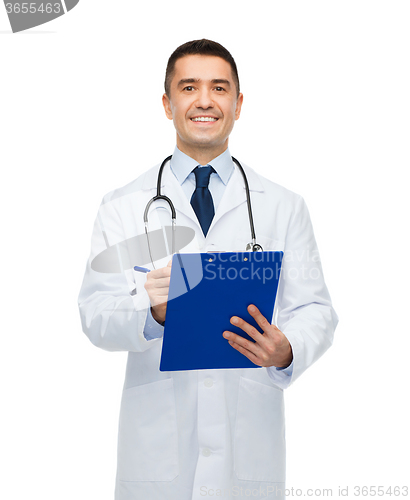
[[141, 153, 264, 194], [141, 152, 264, 234], [209, 164, 262, 232], [170, 146, 234, 186]]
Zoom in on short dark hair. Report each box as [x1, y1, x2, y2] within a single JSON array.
[[164, 39, 240, 98]]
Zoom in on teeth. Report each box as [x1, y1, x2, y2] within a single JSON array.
[[192, 117, 218, 122]]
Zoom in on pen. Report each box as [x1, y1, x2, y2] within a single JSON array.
[[134, 266, 151, 273]]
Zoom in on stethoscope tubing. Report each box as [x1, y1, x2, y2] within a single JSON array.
[[144, 155, 262, 267], [231, 156, 260, 250]]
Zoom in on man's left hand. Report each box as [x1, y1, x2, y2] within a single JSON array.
[[223, 304, 293, 368]]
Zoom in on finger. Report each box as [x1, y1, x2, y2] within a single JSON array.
[[223, 330, 260, 357], [144, 277, 171, 296], [149, 267, 172, 280], [147, 276, 170, 288], [227, 339, 261, 366], [150, 296, 169, 306], [167, 260, 172, 267], [247, 304, 272, 333], [151, 287, 170, 297], [229, 315, 264, 343]]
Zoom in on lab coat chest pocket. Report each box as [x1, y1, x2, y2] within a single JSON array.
[[234, 377, 285, 482], [117, 378, 178, 482]]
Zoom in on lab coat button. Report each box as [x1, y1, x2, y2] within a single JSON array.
[[204, 378, 214, 388], [202, 448, 211, 457]]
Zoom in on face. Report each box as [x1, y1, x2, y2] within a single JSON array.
[[162, 55, 243, 161]]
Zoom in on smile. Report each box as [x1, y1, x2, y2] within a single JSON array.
[[191, 117, 218, 122]]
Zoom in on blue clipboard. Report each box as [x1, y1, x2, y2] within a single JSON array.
[[160, 251, 283, 371]]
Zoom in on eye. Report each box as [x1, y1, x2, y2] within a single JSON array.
[[214, 87, 226, 92], [183, 86, 195, 91]]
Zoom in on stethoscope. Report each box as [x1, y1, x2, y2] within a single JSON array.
[[144, 155, 263, 268]]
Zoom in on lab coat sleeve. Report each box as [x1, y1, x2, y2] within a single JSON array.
[[78, 196, 161, 352], [266, 359, 293, 389], [143, 307, 165, 340], [270, 196, 338, 386]]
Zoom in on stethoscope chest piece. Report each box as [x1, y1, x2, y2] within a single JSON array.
[[246, 242, 263, 252]]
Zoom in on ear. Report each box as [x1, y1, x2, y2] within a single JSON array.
[[235, 93, 244, 120], [162, 93, 173, 120]]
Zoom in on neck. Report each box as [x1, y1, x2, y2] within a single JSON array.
[[176, 139, 228, 165]]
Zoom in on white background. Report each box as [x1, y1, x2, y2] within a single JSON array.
[[1, 1, 409, 498]]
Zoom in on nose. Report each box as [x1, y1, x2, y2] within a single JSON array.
[[195, 87, 214, 109]]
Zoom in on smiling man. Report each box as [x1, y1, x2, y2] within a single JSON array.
[[79, 39, 338, 500], [162, 53, 243, 165]]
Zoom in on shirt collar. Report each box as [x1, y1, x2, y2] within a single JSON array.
[[170, 146, 234, 186]]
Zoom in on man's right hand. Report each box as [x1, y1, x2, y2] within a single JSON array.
[[144, 260, 172, 324]]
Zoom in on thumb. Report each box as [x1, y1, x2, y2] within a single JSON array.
[[167, 260, 172, 267]]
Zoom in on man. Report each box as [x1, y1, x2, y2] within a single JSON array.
[[78, 39, 338, 500]]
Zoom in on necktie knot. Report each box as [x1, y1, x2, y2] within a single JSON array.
[[193, 165, 215, 188]]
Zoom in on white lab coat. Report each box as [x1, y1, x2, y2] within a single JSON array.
[[78, 160, 338, 500]]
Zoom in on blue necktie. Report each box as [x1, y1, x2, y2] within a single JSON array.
[[190, 165, 215, 236]]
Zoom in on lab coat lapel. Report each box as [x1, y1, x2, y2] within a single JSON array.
[[142, 161, 199, 225], [208, 164, 265, 234], [161, 165, 199, 223], [143, 162, 206, 254], [141, 159, 265, 238], [209, 167, 246, 231], [139, 162, 201, 257]]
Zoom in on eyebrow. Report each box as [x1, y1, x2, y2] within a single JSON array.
[[177, 78, 231, 88]]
